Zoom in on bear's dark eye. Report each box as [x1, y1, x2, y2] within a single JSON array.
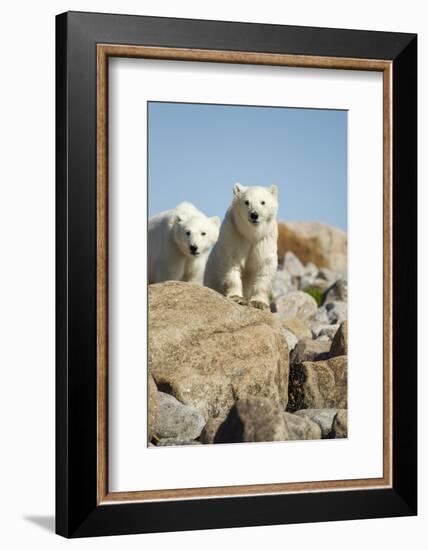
[[201, 232, 206, 236], [245, 200, 249, 205], [186, 230, 191, 236], [261, 201, 266, 205]]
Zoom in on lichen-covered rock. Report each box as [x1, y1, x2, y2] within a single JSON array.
[[155, 392, 206, 440], [294, 408, 338, 438], [324, 279, 348, 303], [149, 282, 289, 420], [331, 409, 348, 438], [148, 374, 159, 441], [283, 412, 321, 440], [277, 222, 347, 272], [215, 397, 287, 443], [330, 321, 348, 357], [275, 291, 318, 322], [290, 338, 330, 365], [281, 317, 312, 341], [288, 356, 347, 412]]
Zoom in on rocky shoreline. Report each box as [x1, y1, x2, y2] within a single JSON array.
[[148, 244, 348, 447]]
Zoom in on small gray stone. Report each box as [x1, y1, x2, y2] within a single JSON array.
[[276, 291, 318, 322], [313, 306, 330, 324], [311, 323, 340, 341], [316, 334, 331, 342], [299, 274, 316, 290], [318, 267, 335, 284], [272, 269, 297, 299], [294, 408, 338, 438], [325, 301, 347, 324], [283, 251, 305, 277], [324, 279, 348, 303], [282, 327, 299, 352], [304, 262, 319, 279], [156, 392, 206, 440]]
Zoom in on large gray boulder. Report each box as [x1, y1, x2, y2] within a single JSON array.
[[149, 282, 290, 420]]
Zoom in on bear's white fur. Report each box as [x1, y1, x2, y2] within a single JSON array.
[[204, 183, 278, 309], [148, 202, 220, 284]]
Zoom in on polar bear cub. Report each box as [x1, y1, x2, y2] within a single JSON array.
[[148, 202, 220, 284], [204, 183, 278, 309]]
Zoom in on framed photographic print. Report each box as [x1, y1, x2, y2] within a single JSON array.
[[56, 11, 417, 538]]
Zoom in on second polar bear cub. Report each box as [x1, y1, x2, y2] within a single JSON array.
[[204, 183, 278, 310], [148, 202, 220, 285]]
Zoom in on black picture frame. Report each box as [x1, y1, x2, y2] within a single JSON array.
[[56, 11, 417, 538]]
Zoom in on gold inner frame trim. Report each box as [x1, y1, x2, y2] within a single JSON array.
[[96, 44, 393, 505]]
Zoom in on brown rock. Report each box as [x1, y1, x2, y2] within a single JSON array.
[[281, 317, 312, 341], [330, 321, 348, 357], [149, 282, 289, 420], [215, 398, 287, 443], [199, 417, 226, 444], [331, 409, 348, 438], [277, 221, 347, 271], [291, 338, 331, 365], [148, 374, 159, 441], [287, 356, 347, 412], [294, 408, 338, 438], [283, 412, 321, 440]]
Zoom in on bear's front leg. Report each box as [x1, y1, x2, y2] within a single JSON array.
[[247, 257, 276, 311], [223, 266, 247, 306]]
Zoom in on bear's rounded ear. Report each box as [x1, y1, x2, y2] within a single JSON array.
[[269, 184, 278, 197], [233, 182, 245, 197], [211, 216, 221, 227]]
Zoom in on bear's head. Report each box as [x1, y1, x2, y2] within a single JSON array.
[[232, 183, 278, 229], [173, 213, 220, 257]]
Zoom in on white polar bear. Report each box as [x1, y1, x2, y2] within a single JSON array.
[[148, 202, 220, 284], [204, 183, 278, 309]]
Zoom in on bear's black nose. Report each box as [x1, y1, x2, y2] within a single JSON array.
[[190, 244, 198, 254], [250, 211, 259, 221]]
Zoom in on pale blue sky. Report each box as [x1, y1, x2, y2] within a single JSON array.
[[148, 102, 347, 231]]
